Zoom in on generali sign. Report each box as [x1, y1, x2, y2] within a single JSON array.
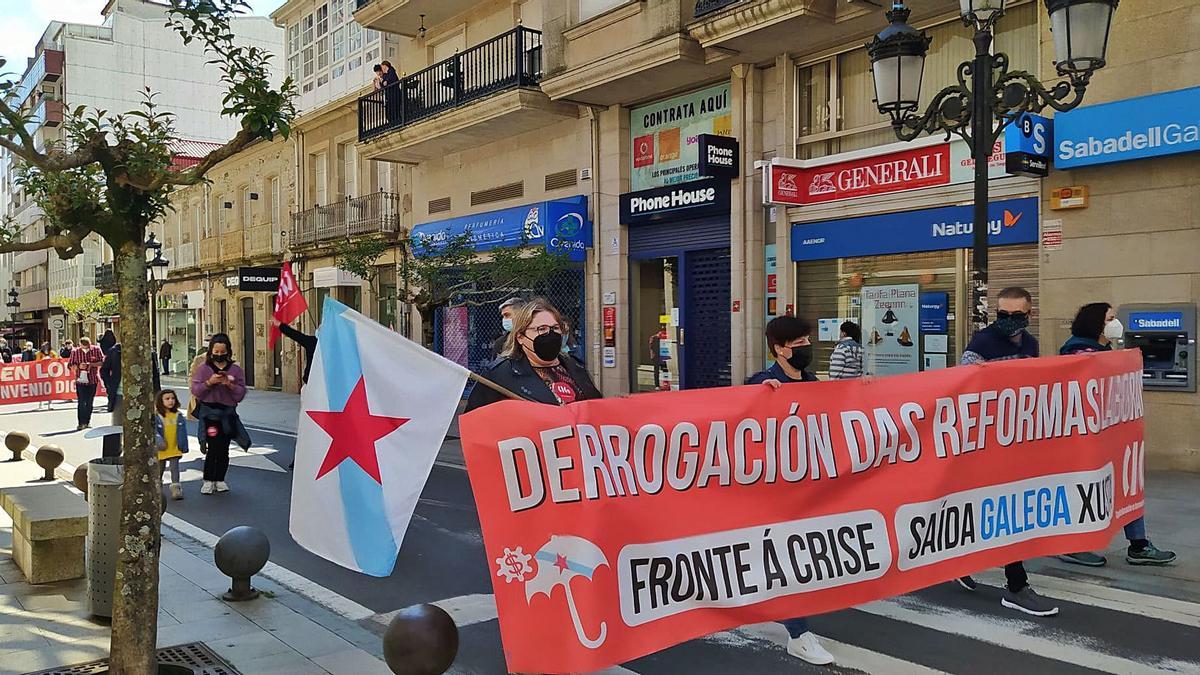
[[765, 138, 1007, 206]]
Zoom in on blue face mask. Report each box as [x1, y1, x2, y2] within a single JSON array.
[[502, 317, 514, 332]]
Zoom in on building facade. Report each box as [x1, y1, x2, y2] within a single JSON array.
[[1038, 0, 1200, 470], [0, 0, 282, 348]]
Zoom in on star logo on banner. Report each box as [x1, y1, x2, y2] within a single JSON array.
[[307, 378, 410, 484]]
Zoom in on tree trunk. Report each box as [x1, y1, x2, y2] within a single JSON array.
[[107, 236, 162, 675]]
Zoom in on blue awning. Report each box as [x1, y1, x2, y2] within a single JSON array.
[[411, 195, 591, 262]]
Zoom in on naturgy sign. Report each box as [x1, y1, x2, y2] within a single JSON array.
[[1054, 86, 1200, 169]]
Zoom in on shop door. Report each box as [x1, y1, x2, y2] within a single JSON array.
[[240, 298, 256, 387], [682, 248, 732, 389], [272, 335, 283, 389]]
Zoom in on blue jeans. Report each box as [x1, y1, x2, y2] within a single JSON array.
[[780, 617, 809, 638], [1125, 516, 1147, 542]]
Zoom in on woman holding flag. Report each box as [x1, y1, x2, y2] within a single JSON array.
[[465, 298, 600, 411]]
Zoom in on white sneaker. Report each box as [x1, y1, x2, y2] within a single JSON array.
[[215, 481, 229, 493], [786, 631, 835, 665], [200, 481, 215, 495]]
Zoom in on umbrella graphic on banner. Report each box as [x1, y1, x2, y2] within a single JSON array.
[[525, 535, 609, 649]]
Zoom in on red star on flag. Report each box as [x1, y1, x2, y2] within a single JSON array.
[[307, 377, 410, 484], [554, 553, 569, 573]]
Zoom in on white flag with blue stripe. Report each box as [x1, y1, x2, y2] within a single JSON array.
[[289, 298, 470, 576]]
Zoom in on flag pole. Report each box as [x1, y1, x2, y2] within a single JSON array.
[[467, 372, 528, 402]]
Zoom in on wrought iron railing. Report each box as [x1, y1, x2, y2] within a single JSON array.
[[358, 26, 543, 141], [94, 263, 115, 291], [290, 191, 402, 247]]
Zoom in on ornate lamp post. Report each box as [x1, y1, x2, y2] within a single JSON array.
[[867, 0, 1119, 331], [146, 235, 169, 348]]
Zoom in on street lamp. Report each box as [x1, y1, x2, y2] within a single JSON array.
[[867, 0, 1118, 331], [146, 240, 169, 349]]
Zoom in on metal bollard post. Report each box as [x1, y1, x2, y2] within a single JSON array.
[[214, 526, 270, 601], [382, 604, 459, 675]]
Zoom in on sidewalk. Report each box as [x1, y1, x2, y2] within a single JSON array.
[[0, 456, 393, 675]]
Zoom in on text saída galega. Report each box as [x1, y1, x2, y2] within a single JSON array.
[[496, 370, 1144, 512]]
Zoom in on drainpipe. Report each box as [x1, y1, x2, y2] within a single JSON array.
[[586, 106, 603, 382]]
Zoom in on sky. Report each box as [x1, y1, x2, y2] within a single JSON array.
[[0, 0, 283, 77]]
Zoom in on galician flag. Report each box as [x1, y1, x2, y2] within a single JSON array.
[[289, 298, 470, 576]]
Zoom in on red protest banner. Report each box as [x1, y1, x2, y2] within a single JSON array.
[[270, 260, 308, 349], [0, 358, 97, 404], [460, 350, 1146, 673]]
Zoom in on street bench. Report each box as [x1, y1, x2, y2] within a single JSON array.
[[0, 484, 88, 584]]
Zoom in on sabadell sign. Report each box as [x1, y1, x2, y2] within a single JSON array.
[[1054, 86, 1200, 169]]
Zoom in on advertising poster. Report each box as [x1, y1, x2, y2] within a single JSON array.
[[862, 284, 920, 376], [631, 83, 732, 191], [441, 306, 470, 368]]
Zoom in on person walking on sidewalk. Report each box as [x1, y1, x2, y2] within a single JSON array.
[[746, 315, 835, 666], [827, 320, 863, 379], [191, 334, 247, 495], [1056, 302, 1177, 568], [69, 337, 104, 430], [100, 343, 122, 413], [955, 287, 1058, 617], [154, 389, 188, 501], [159, 339, 173, 375]]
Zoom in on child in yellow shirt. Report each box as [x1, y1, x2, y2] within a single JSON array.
[[154, 389, 189, 500]]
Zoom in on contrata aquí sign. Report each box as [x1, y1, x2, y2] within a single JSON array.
[[460, 350, 1146, 673]]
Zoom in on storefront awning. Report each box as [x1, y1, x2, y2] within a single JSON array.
[[790, 197, 1038, 262], [411, 195, 590, 262]]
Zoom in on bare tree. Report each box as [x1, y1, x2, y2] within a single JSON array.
[[0, 2, 295, 672]]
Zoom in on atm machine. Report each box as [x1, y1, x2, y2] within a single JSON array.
[[1118, 304, 1196, 392]]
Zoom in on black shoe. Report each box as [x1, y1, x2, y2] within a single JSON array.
[[1057, 551, 1108, 567], [956, 576, 978, 592], [1002, 587, 1059, 617], [1127, 543, 1177, 565]]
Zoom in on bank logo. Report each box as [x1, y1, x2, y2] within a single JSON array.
[[556, 212, 584, 239], [777, 172, 797, 193], [524, 207, 544, 240], [1003, 209, 1022, 228], [808, 172, 836, 195]]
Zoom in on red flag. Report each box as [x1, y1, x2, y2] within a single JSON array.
[[270, 261, 308, 349]]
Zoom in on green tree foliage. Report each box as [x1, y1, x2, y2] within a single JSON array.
[[54, 289, 119, 323]]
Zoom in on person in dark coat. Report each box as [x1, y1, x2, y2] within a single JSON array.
[[59, 340, 74, 359], [274, 318, 317, 385], [100, 343, 122, 413], [380, 60, 401, 123], [465, 298, 600, 412], [1055, 302, 1177, 568], [159, 339, 173, 375], [99, 329, 116, 355], [744, 315, 833, 666], [954, 287, 1056, 618], [491, 297, 522, 359]]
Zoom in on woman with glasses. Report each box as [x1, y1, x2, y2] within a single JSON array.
[[465, 297, 600, 412]]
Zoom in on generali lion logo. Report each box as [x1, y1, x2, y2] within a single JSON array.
[[777, 172, 797, 194], [808, 171, 836, 195]]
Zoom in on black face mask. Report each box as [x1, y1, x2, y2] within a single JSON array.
[[211, 354, 229, 365], [786, 345, 813, 372], [531, 332, 563, 361]]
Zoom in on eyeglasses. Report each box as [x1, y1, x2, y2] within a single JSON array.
[[525, 324, 564, 337]]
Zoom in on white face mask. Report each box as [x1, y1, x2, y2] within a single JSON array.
[[501, 317, 514, 332], [1103, 318, 1124, 341]]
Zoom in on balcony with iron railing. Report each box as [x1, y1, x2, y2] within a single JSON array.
[[358, 27, 576, 163], [290, 192, 402, 248], [95, 263, 116, 292]]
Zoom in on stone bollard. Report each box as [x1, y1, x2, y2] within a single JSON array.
[[382, 604, 459, 675], [35, 444, 64, 481], [5, 430, 30, 462], [73, 464, 89, 499], [214, 526, 270, 601]]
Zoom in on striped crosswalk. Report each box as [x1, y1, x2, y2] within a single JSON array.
[[416, 568, 1200, 675]]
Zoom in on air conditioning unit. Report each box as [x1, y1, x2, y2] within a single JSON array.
[[580, 167, 593, 181]]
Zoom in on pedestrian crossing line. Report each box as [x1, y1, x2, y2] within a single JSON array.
[[857, 594, 1200, 675], [722, 622, 952, 675], [973, 570, 1200, 628]]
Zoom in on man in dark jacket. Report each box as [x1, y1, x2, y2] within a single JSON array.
[[159, 339, 172, 375], [955, 287, 1057, 618], [276, 319, 317, 385], [100, 343, 122, 413]]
